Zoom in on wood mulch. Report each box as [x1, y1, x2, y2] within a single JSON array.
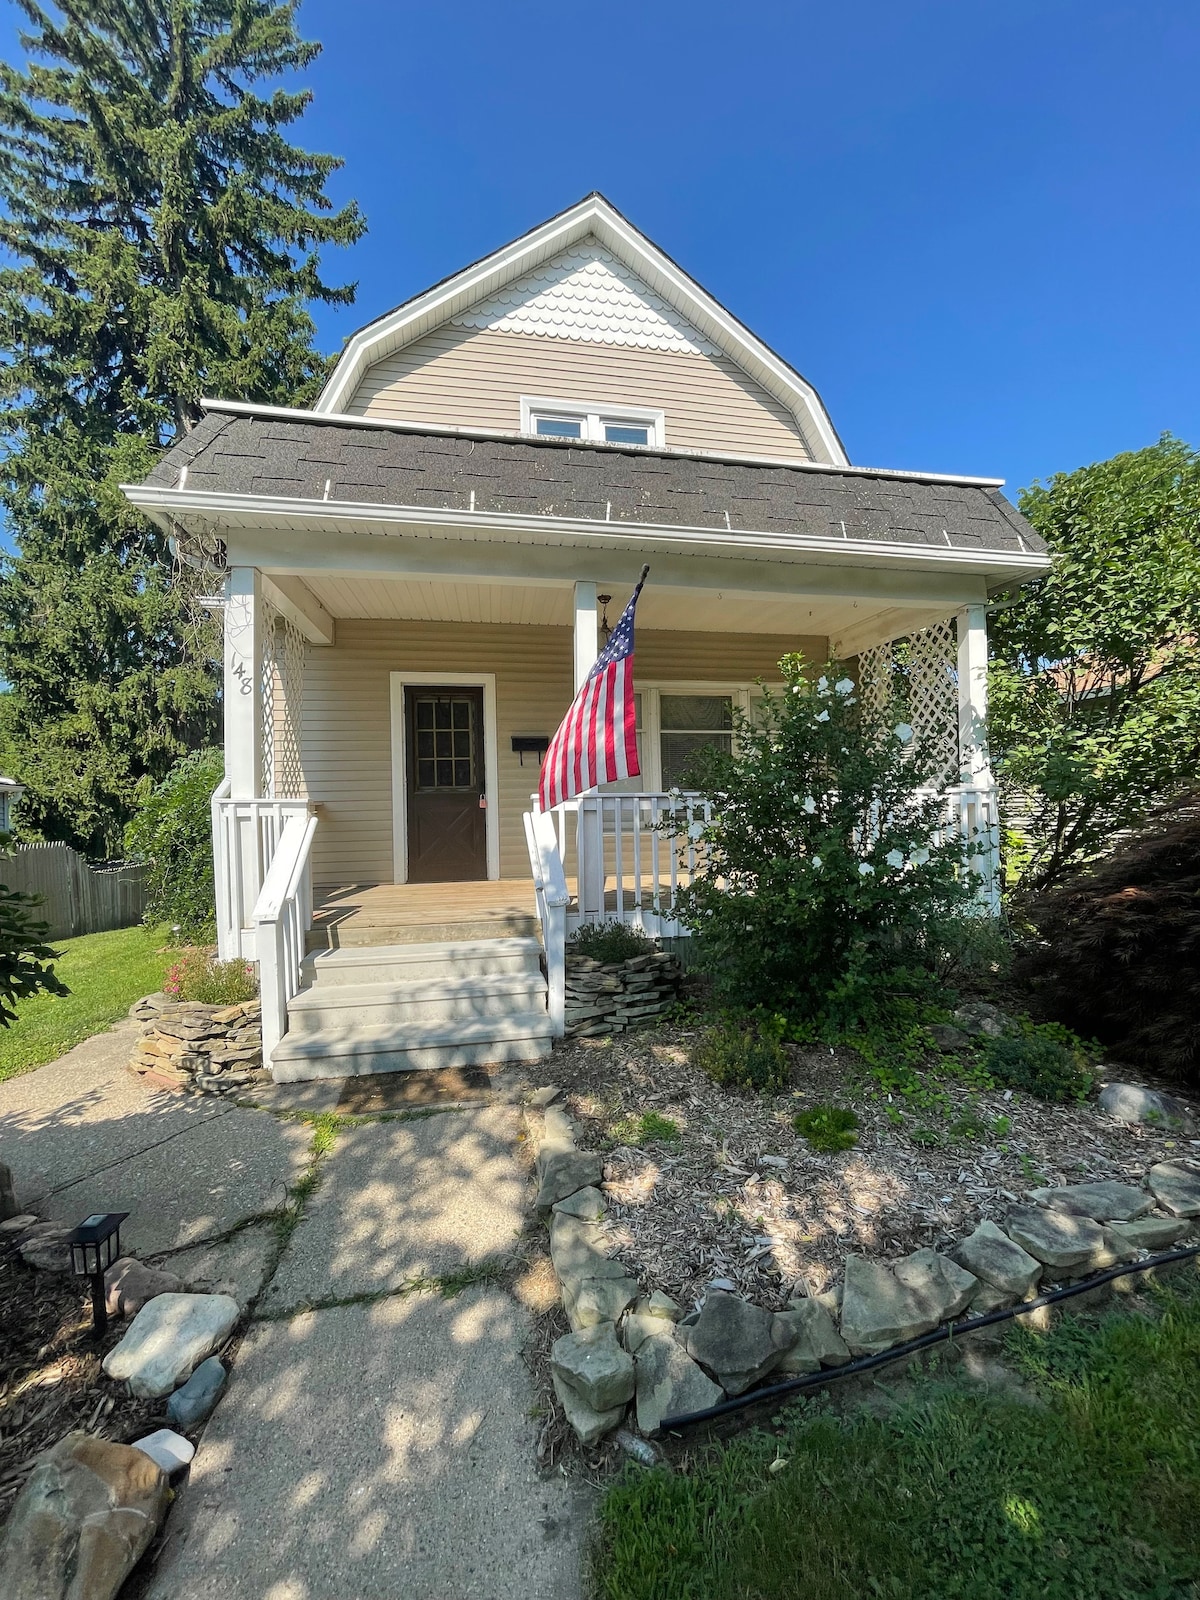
[[547, 1020, 1200, 1316], [0, 1246, 165, 1519]]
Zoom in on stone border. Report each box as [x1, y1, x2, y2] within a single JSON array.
[[565, 951, 681, 1038], [532, 1105, 1200, 1442], [128, 992, 262, 1095]]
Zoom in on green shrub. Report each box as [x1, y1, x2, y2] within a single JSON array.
[[125, 747, 224, 938], [164, 948, 257, 1005], [0, 874, 68, 1025], [673, 653, 976, 1030], [792, 1105, 859, 1152], [568, 920, 654, 965], [694, 1020, 790, 1095], [983, 1027, 1093, 1103]]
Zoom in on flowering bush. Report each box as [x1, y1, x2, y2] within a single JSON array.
[[164, 947, 257, 1005], [672, 653, 978, 1026]]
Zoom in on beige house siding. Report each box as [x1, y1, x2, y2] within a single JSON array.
[[301, 619, 824, 885], [345, 325, 813, 461]]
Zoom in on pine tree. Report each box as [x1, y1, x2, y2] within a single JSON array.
[[0, 1, 364, 855]]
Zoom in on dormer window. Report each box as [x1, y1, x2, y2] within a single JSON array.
[[521, 397, 664, 448]]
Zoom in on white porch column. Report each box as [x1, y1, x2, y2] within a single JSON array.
[[956, 603, 991, 783], [573, 581, 599, 691], [224, 566, 264, 798]]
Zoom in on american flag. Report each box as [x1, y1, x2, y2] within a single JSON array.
[[538, 567, 650, 811]]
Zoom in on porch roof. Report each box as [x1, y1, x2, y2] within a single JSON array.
[[138, 401, 1046, 564]]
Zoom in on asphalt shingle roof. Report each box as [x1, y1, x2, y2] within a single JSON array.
[[144, 410, 1045, 557]]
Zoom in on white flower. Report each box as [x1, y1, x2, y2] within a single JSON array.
[[803, 796, 817, 813], [792, 685, 803, 694], [815, 710, 830, 723], [687, 822, 704, 841], [894, 722, 913, 744], [858, 861, 875, 876], [885, 848, 905, 869], [817, 675, 830, 694], [835, 677, 855, 696], [811, 855, 822, 869], [911, 847, 929, 866]]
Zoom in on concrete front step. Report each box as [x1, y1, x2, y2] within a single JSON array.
[[306, 914, 538, 951], [300, 937, 543, 989], [287, 973, 548, 1034], [269, 1013, 554, 1081]]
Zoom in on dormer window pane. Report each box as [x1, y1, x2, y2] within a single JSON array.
[[535, 417, 582, 439], [604, 423, 649, 445]]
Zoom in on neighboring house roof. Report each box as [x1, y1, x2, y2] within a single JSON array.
[[142, 402, 1046, 561], [315, 193, 850, 466]]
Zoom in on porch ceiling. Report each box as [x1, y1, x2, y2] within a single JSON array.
[[297, 572, 957, 650]]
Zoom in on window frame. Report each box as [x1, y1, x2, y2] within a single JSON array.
[[602, 681, 783, 793], [521, 395, 665, 449]]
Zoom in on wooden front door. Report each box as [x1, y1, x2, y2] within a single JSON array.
[[405, 687, 487, 882]]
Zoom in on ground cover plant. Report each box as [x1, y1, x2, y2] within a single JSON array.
[[674, 654, 975, 1031], [0, 923, 175, 1081], [791, 1104, 859, 1152], [593, 1273, 1200, 1600]]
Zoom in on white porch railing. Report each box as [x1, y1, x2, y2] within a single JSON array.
[[253, 811, 318, 1062], [211, 779, 314, 960], [522, 780, 1001, 971]]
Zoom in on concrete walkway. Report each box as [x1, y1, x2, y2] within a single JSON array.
[[0, 1031, 589, 1599]]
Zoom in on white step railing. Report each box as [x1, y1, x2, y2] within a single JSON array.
[[523, 810, 570, 1037], [211, 780, 314, 959], [253, 811, 318, 1063]]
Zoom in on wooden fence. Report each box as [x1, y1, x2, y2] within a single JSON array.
[[0, 844, 149, 941]]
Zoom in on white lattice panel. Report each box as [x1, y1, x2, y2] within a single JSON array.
[[451, 242, 716, 353], [856, 621, 960, 784], [259, 602, 307, 800]]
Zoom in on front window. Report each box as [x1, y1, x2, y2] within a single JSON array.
[[659, 694, 733, 788], [523, 397, 663, 448]]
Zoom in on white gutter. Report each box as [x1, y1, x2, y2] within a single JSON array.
[[197, 396, 1008, 491], [124, 482, 1052, 576]]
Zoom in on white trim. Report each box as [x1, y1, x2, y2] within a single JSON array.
[[521, 395, 665, 449], [261, 574, 335, 646], [389, 672, 500, 884], [197, 395, 1005, 488], [127, 483, 1048, 579], [311, 195, 847, 463]]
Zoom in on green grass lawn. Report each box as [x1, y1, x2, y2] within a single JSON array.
[[594, 1272, 1200, 1600], [0, 923, 177, 1082]]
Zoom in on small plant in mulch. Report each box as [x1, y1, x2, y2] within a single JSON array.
[[568, 920, 654, 965], [983, 1025, 1093, 1105], [792, 1104, 860, 1152], [694, 1017, 790, 1095], [609, 1109, 680, 1147], [164, 948, 257, 1005]]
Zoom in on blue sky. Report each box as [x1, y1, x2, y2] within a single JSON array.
[[4, 0, 1199, 495]]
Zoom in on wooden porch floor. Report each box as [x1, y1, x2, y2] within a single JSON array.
[[310, 880, 541, 948]]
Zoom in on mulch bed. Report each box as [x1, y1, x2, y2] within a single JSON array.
[[335, 1064, 493, 1113], [0, 1246, 164, 1519], [547, 1020, 1200, 1316]]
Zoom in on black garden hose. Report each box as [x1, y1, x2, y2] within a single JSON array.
[[654, 1241, 1200, 1435]]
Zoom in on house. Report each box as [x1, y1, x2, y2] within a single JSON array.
[[122, 194, 1050, 1079]]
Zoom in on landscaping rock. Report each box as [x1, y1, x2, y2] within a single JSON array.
[[551, 1372, 626, 1447], [0, 1212, 38, 1234], [19, 1221, 73, 1273], [952, 1220, 1042, 1298], [622, 1312, 665, 1354], [929, 1023, 971, 1053], [548, 1214, 625, 1293], [1004, 1206, 1109, 1273], [564, 1274, 640, 1332], [1027, 1180, 1154, 1223], [1147, 1162, 1200, 1218], [535, 1148, 603, 1211], [529, 1085, 563, 1108], [0, 1159, 18, 1220], [840, 1256, 939, 1356], [777, 1296, 852, 1370], [552, 1322, 636, 1412], [952, 999, 1015, 1039], [132, 1428, 195, 1476], [104, 1257, 183, 1319], [969, 1281, 1016, 1314], [1098, 1082, 1194, 1129], [102, 1292, 239, 1399], [0, 1431, 168, 1600], [893, 1248, 979, 1322], [634, 1332, 724, 1434], [552, 1185, 607, 1222], [1107, 1214, 1191, 1254], [640, 1290, 682, 1322], [541, 1106, 576, 1149], [685, 1291, 793, 1394], [166, 1355, 227, 1430]]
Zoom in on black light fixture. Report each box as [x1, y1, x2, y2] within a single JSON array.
[[67, 1212, 128, 1337], [598, 595, 613, 643]]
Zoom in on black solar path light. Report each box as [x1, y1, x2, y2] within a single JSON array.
[[67, 1212, 128, 1338]]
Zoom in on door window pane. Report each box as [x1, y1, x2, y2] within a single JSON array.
[[412, 696, 477, 790]]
